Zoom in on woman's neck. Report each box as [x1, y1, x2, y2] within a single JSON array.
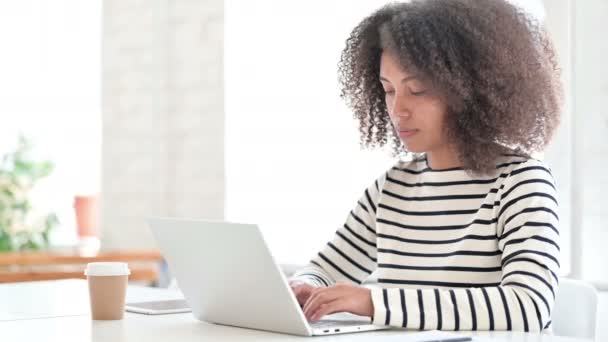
[[425, 146, 462, 170]]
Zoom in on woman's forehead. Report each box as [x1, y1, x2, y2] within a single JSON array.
[[380, 52, 418, 80]]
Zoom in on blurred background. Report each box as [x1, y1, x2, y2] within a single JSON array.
[[0, 0, 605, 327]]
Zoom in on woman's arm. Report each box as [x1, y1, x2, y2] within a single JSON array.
[[370, 161, 560, 331]]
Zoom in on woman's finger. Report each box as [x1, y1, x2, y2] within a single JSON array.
[[309, 299, 345, 322], [296, 288, 311, 306], [302, 287, 327, 316], [303, 287, 341, 319], [291, 283, 313, 306], [292, 287, 304, 304]]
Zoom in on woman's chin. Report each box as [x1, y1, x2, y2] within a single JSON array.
[[402, 143, 426, 154]]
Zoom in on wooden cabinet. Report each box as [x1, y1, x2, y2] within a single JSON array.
[[0, 250, 163, 284]]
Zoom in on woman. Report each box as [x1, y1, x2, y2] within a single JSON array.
[[289, 0, 562, 332]]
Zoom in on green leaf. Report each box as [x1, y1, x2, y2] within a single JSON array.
[[20, 238, 40, 251], [0, 234, 12, 252], [0, 135, 58, 251]]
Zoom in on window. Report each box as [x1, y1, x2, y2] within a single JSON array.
[[225, 0, 394, 264], [0, 1, 101, 245]]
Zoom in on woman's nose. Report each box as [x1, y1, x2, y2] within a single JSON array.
[[394, 109, 411, 119], [392, 95, 411, 118]]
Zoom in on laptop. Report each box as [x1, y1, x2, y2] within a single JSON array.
[[147, 217, 390, 336]]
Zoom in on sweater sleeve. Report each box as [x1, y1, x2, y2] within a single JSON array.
[[290, 173, 386, 287], [369, 160, 560, 332]]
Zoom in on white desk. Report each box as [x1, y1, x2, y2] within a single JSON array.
[[0, 280, 592, 342]]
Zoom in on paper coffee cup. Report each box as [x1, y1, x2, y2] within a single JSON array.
[[85, 262, 130, 320]]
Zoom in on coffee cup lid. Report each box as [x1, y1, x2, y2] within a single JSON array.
[[84, 262, 131, 276]]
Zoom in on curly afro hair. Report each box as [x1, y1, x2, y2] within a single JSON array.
[[338, 0, 562, 175]]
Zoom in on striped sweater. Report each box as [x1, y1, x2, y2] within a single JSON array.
[[292, 155, 560, 332]]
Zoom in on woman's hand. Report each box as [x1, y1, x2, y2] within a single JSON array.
[[289, 281, 316, 307], [302, 282, 373, 321]]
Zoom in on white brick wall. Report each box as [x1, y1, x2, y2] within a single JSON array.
[[102, 0, 224, 249]]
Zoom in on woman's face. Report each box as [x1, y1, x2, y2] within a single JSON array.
[[379, 51, 449, 154]]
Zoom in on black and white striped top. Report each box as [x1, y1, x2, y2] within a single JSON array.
[[292, 155, 560, 332]]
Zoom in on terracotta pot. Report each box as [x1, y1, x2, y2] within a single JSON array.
[[74, 195, 100, 237]]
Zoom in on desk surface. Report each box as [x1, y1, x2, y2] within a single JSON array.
[[0, 280, 592, 342]]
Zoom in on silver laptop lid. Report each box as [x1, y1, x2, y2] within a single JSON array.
[[147, 217, 312, 336]]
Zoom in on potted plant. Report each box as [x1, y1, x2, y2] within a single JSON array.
[[0, 135, 59, 251]]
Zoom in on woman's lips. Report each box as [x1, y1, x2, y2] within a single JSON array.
[[398, 129, 418, 138]]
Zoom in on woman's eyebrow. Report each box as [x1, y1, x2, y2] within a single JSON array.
[[379, 75, 418, 83]]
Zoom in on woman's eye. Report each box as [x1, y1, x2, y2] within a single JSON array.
[[410, 89, 427, 96], [384, 89, 395, 95]]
